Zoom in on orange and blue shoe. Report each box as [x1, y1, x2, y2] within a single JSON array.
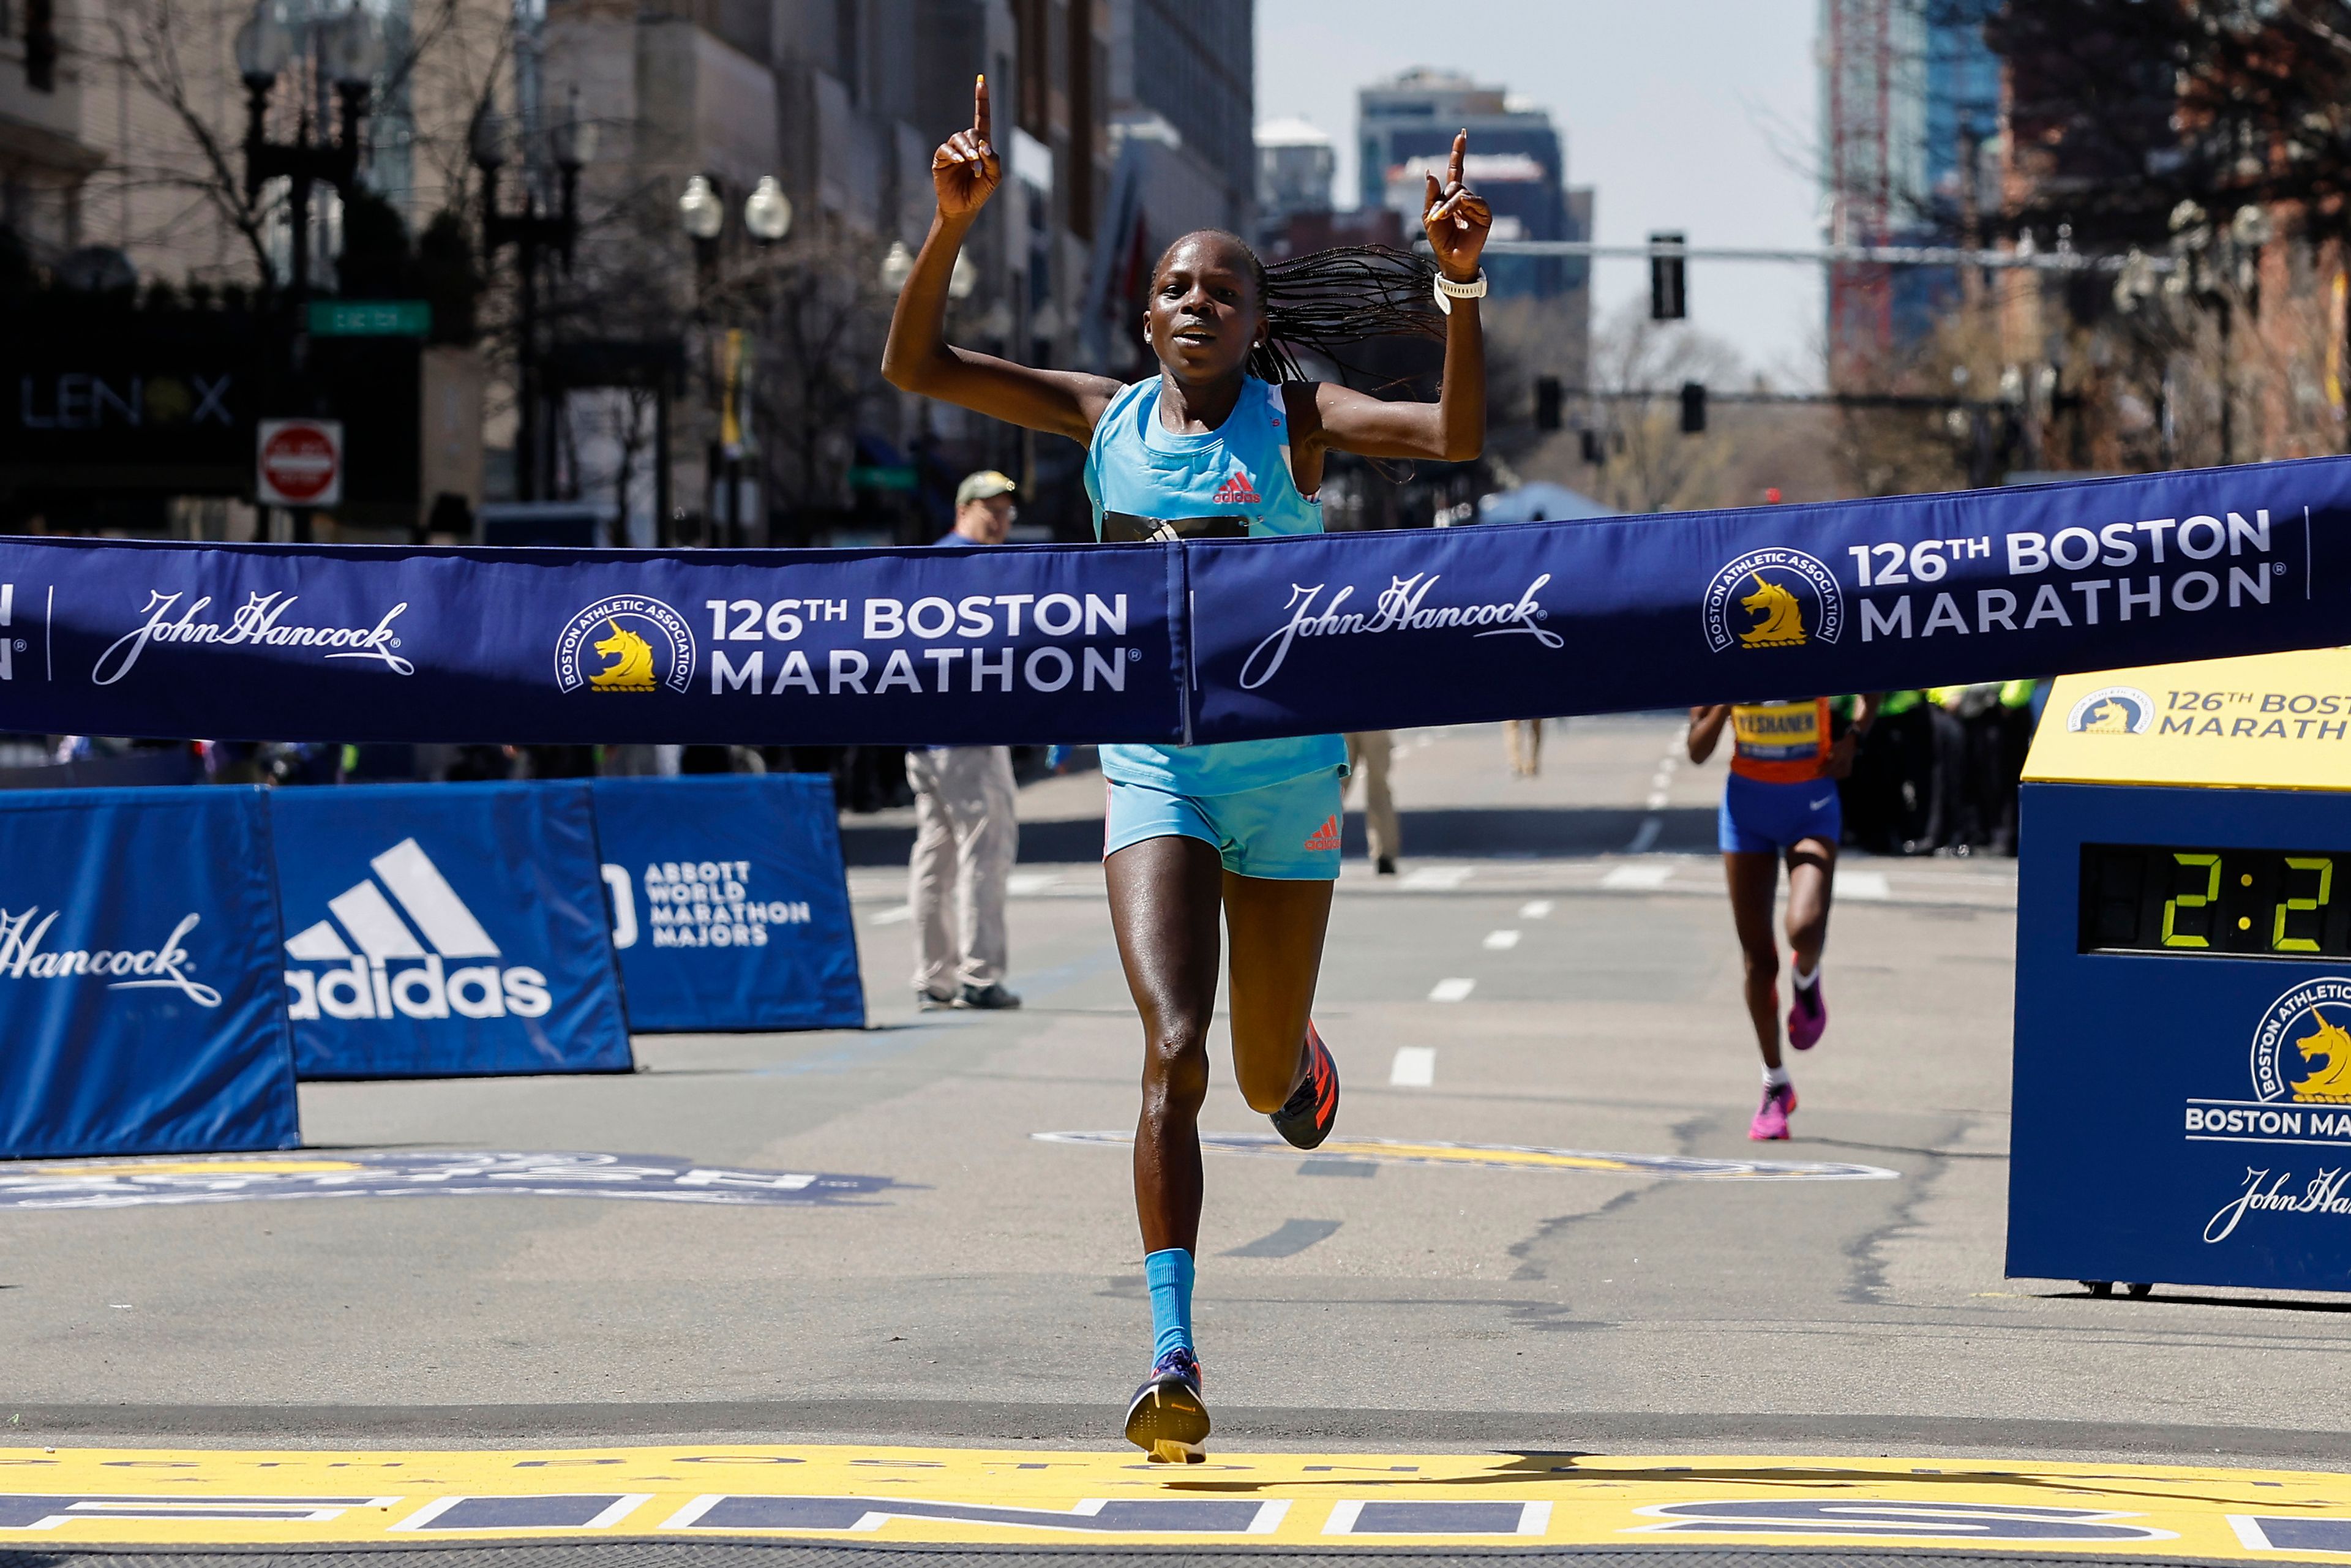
[[1788, 974, 1827, 1051], [1123, 1347, 1209, 1463], [1269, 1022, 1340, 1150], [1749, 1081, 1797, 1141]]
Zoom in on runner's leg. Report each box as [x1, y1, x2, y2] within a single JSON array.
[[1108, 835, 1224, 1254], [1724, 850, 1784, 1068], [1785, 836, 1837, 978], [1220, 871, 1335, 1114]]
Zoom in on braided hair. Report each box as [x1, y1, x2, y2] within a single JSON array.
[[1155, 231, 1445, 386]]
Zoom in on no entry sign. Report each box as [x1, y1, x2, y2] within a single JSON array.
[[257, 418, 343, 507]]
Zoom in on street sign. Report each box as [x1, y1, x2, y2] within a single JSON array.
[[847, 464, 917, 490], [307, 301, 431, 338], [257, 418, 344, 507]]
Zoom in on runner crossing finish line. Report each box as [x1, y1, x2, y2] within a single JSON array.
[[4, 81, 2349, 1463]]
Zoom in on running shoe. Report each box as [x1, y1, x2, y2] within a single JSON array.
[[1749, 1081, 1798, 1141], [1788, 975, 1827, 1051], [1123, 1347, 1209, 1463], [1269, 1022, 1340, 1150]]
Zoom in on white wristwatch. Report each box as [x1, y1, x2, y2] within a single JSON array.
[[1433, 269, 1488, 313]]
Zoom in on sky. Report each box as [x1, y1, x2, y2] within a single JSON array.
[[1256, 0, 1826, 389]]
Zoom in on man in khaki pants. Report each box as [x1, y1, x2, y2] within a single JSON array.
[[1346, 730, 1400, 876], [908, 471, 1024, 1010]]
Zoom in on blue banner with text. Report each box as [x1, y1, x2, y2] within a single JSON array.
[[269, 782, 634, 1079], [0, 786, 298, 1158], [1189, 459, 2351, 741], [590, 775, 865, 1033], [1, 459, 2344, 745]]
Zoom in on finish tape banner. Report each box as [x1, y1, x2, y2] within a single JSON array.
[[1192, 456, 2351, 741], [590, 775, 866, 1033], [0, 786, 298, 1158], [270, 781, 634, 1079], [1, 457, 2347, 745], [0, 540, 1183, 746]]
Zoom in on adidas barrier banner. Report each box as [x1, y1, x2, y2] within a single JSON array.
[[590, 775, 866, 1033], [0, 458, 2345, 745], [269, 782, 633, 1079], [0, 538, 1182, 745], [0, 786, 298, 1158], [1188, 459, 2351, 741]]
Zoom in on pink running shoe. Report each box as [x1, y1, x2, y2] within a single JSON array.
[[1749, 1082, 1798, 1141], [1788, 976, 1827, 1051]]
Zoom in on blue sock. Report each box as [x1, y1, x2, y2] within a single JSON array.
[[1144, 1247, 1195, 1363]]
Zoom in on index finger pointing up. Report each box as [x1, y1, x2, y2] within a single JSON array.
[[974, 73, 991, 144], [1447, 129, 1466, 190]]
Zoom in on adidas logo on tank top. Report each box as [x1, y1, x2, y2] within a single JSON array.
[[1211, 468, 1261, 506]]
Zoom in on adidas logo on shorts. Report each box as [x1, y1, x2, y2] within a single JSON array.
[[1302, 814, 1341, 852]]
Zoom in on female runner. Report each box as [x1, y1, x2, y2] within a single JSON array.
[[1686, 694, 1881, 1139], [883, 77, 1490, 1461]]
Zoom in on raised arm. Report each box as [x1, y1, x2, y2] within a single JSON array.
[[1688, 705, 1731, 765], [1294, 130, 1491, 463], [881, 76, 1123, 445]]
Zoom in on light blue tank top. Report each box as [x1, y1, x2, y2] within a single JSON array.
[[1084, 376, 1348, 796]]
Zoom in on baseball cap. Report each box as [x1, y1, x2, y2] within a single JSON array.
[[955, 470, 1017, 506]]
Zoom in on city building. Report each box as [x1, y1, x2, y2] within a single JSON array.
[[1256, 115, 1333, 233], [1356, 67, 1589, 304], [1076, 0, 1253, 378], [1818, 0, 2001, 384]]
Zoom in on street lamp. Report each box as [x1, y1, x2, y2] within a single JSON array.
[[676, 170, 794, 548], [474, 86, 591, 503], [678, 174, 724, 244], [744, 176, 792, 245], [876, 239, 972, 298], [238, 0, 377, 303], [2164, 197, 2268, 464]]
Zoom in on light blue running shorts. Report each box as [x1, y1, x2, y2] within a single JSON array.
[[1103, 768, 1345, 882]]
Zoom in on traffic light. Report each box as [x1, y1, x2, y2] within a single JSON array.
[[1580, 428, 1605, 465], [1679, 381, 1706, 434], [1535, 375, 1562, 432], [1649, 231, 1686, 321]]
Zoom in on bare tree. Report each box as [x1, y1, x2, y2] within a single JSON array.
[[1575, 301, 1745, 514]]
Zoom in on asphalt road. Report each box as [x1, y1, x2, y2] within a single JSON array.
[[9, 718, 2349, 1467]]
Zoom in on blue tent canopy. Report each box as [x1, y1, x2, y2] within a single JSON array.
[[1477, 482, 1617, 525]]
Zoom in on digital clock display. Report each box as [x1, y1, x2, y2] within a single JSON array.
[[2079, 844, 2351, 958]]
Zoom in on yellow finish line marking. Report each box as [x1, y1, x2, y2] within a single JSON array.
[[0, 1447, 2345, 1553]]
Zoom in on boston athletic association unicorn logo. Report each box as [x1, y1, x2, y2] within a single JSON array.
[[553, 595, 696, 696], [1738, 574, 1809, 648], [1701, 548, 1843, 655], [2287, 1011, 2351, 1103], [588, 621, 657, 691], [2064, 685, 2153, 735]]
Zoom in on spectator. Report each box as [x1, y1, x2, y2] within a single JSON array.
[[1344, 730, 1400, 875], [1505, 718, 1544, 778], [906, 471, 1024, 1011]]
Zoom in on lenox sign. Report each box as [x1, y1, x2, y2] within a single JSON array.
[[17, 371, 234, 431]]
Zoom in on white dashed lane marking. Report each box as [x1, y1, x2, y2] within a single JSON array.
[[870, 904, 912, 926], [1519, 899, 1554, 919], [1428, 977, 1477, 1003], [1482, 929, 1521, 950], [1840, 869, 1891, 901], [1600, 863, 1674, 890], [1400, 866, 1474, 890], [1388, 1046, 1436, 1087]]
